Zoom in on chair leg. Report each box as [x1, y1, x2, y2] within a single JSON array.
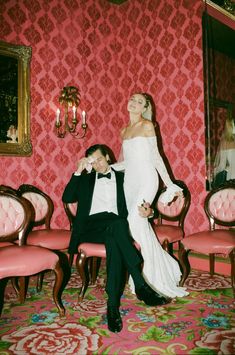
[[90, 257, 101, 284], [209, 254, 215, 276], [162, 240, 174, 256], [178, 245, 191, 286], [52, 261, 65, 317], [162, 239, 169, 253], [0, 279, 8, 316], [36, 272, 45, 292], [18, 276, 27, 303], [11, 277, 19, 296], [168, 242, 173, 256], [68, 253, 74, 267], [229, 249, 235, 298], [76, 252, 90, 301]]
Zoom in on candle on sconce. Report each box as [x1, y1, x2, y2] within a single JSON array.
[[82, 110, 86, 125], [56, 108, 60, 124], [72, 105, 76, 119]]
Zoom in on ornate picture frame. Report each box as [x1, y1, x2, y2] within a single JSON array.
[[0, 41, 32, 156], [202, 2, 235, 189]]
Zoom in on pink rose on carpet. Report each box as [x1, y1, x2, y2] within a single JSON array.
[[73, 299, 106, 314], [196, 328, 235, 354], [185, 272, 231, 291], [2, 322, 102, 354]]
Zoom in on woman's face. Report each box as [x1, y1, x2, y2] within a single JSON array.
[[127, 94, 147, 115]]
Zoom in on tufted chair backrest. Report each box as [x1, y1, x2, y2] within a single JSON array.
[[205, 183, 235, 230], [63, 202, 78, 230], [18, 184, 54, 229], [0, 190, 33, 245], [156, 180, 191, 227]]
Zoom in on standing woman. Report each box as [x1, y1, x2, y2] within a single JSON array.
[[213, 115, 235, 187], [112, 93, 188, 298]]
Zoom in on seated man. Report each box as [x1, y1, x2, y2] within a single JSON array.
[[62, 144, 169, 333]]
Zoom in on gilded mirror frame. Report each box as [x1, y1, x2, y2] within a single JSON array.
[[0, 41, 32, 156], [202, 1, 235, 190]]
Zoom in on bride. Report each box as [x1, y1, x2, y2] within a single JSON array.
[[112, 92, 189, 298]]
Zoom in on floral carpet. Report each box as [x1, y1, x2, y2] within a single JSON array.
[[0, 265, 234, 355]]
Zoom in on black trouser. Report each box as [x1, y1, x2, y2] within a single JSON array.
[[78, 212, 144, 306]]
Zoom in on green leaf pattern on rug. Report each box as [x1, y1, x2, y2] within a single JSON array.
[[139, 326, 173, 342], [189, 347, 216, 354], [79, 316, 101, 328]]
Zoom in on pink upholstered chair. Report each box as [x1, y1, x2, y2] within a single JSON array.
[[152, 180, 191, 255], [0, 190, 65, 316], [0, 185, 23, 295], [64, 201, 106, 300], [64, 202, 142, 301], [17, 184, 72, 290], [0, 185, 21, 247], [179, 183, 235, 297]]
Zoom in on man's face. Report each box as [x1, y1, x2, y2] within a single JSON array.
[[88, 149, 110, 173]]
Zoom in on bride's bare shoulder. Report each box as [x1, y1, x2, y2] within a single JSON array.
[[141, 120, 155, 135]]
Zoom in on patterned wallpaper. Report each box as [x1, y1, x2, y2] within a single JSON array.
[[0, 0, 207, 234]]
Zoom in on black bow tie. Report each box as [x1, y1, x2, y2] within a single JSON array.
[[98, 172, 111, 179]]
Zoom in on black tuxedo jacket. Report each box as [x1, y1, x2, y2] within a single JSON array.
[[62, 169, 128, 253]]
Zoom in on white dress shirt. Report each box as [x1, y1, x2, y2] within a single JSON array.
[[89, 170, 118, 215]]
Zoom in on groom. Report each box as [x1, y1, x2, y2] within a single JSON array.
[[62, 144, 169, 333]]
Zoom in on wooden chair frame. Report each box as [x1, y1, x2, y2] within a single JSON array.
[[0, 190, 65, 316], [179, 182, 235, 297]]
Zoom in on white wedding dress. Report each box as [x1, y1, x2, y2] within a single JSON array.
[[113, 136, 189, 298]]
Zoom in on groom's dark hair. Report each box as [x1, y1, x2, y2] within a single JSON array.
[[85, 144, 116, 164], [85, 144, 109, 158]]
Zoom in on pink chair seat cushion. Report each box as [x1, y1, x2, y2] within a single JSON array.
[[0, 242, 14, 247], [183, 230, 235, 256], [153, 225, 183, 243], [78, 241, 141, 258], [0, 245, 59, 278], [26, 229, 71, 250], [78, 243, 106, 258]]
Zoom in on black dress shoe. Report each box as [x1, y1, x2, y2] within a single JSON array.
[[107, 306, 123, 333], [135, 283, 170, 306]]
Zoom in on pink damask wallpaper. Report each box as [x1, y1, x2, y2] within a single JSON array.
[[0, 0, 206, 234]]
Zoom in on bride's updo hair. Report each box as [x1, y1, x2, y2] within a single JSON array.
[[140, 92, 153, 121]]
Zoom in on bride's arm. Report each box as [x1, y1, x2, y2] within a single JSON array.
[[148, 137, 183, 203], [142, 121, 174, 188], [137, 120, 182, 200], [149, 137, 173, 187]]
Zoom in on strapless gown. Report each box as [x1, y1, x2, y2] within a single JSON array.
[[121, 136, 189, 297]]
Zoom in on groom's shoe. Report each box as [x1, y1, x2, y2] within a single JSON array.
[[107, 306, 123, 333], [135, 283, 170, 306]]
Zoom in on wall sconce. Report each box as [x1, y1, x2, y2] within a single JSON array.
[[55, 86, 87, 138]]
